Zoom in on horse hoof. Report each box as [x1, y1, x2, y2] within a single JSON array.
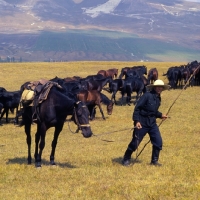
[[27, 158, 32, 164], [35, 162, 41, 168], [50, 160, 56, 165]]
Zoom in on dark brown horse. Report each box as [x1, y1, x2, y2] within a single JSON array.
[[147, 68, 158, 84], [77, 90, 114, 120], [97, 68, 118, 79], [20, 86, 93, 167]]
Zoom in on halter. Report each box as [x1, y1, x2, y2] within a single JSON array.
[[73, 101, 90, 130]]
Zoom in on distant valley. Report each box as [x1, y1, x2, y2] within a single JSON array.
[[0, 0, 200, 62]]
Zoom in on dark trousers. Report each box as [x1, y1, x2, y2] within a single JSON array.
[[127, 123, 162, 152]]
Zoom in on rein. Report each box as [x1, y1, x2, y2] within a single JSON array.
[[67, 102, 90, 134], [92, 127, 133, 142]]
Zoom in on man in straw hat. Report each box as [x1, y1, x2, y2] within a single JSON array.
[[122, 79, 170, 166]]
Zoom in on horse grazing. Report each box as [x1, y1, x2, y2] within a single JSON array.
[[21, 86, 93, 167], [77, 90, 114, 120], [147, 68, 158, 84], [97, 68, 118, 79]]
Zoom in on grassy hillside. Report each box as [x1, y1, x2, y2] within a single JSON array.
[[0, 61, 200, 199], [31, 30, 200, 62]]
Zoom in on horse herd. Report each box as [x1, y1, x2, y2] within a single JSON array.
[[0, 60, 199, 167], [163, 60, 200, 89]]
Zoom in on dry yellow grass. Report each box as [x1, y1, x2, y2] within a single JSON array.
[[0, 61, 200, 200]]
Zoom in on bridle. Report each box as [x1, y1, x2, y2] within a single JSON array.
[[74, 104, 90, 129], [68, 101, 90, 133]]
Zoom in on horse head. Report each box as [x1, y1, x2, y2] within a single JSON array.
[[114, 68, 118, 78], [107, 101, 114, 115], [73, 101, 93, 138]]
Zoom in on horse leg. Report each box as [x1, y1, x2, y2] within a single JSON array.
[[120, 92, 125, 106], [90, 106, 96, 121], [50, 124, 63, 165], [0, 108, 9, 123], [0, 108, 7, 123], [127, 93, 131, 106], [111, 91, 117, 105], [14, 107, 19, 125], [34, 127, 41, 166], [5, 109, 9, 123], [135, 90, 142, 104], [35, 123, 47, 168], [0, 106, 3, 125], [98, 104, 105, 120], [24, 122, 32, 164]]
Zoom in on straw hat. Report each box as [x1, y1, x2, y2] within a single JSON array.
[[146, 79, 170, 91]]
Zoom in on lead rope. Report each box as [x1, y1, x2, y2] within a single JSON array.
[[134, 65, 200, 162]]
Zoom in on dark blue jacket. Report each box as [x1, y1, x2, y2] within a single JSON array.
[[133, 90, 162, 127]]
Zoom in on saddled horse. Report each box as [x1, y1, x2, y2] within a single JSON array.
[[147, 68, 158, 84], [20, 86, 93, 167], [97, 68, 118, 79], [77, 90, 114, 120]]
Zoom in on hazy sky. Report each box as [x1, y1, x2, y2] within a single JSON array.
[[183, 0, 200, 2]]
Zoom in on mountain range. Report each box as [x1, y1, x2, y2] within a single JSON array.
[[0, 0, 200, 62]]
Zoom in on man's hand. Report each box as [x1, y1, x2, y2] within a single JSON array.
[[135, 122, 142, 129], [161, 114, 168, 120]]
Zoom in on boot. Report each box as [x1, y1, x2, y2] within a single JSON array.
[[150, 146, 162, 166], [122, 148, 133, 166]]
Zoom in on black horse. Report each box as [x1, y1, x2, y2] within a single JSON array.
[[108, 79, 124, 105], [121, 76, 146, 106], [21, 86, 93, 167]]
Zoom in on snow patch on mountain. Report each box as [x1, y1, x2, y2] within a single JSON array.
[[82, 0, 122, 18]]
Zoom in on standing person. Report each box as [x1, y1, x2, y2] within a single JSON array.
[[122, 79, 170, 166]]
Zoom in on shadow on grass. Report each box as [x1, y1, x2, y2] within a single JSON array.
[[6, 157, 77, 168], [112, 157, 142, 166]]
